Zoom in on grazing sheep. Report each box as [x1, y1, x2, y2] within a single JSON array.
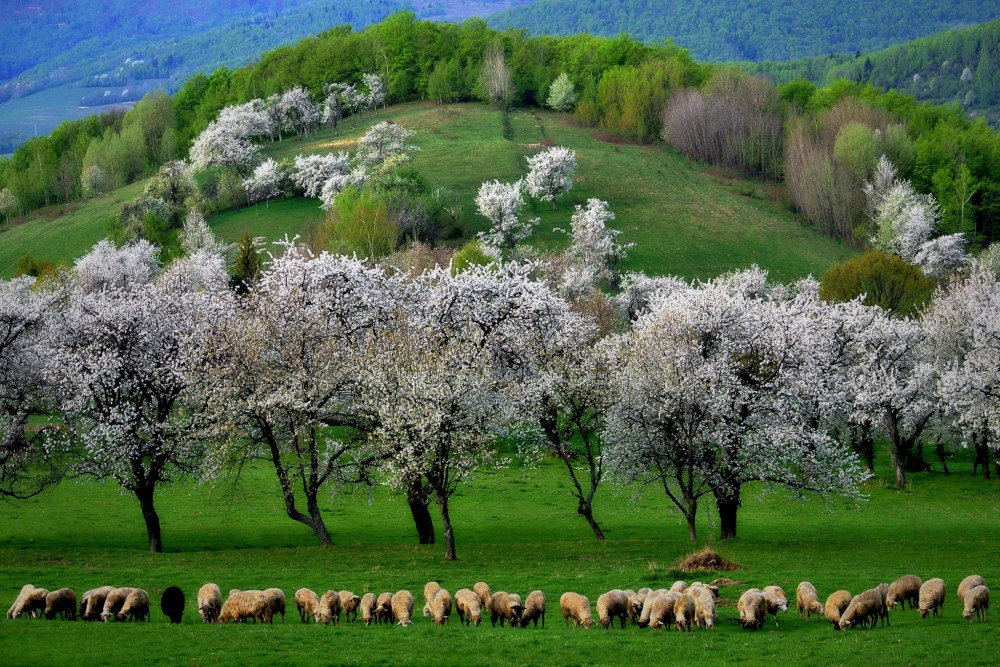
[[638, 590, 671, 628], [428, 588, 452, 625], [670, 581, 688, 593], [520, 590, 545, 628], [738, 589, 766, 631], [455, 589, 482, 627], [423, 582, 442, 618], [690, 583, 720, 599], [825, 590, 852, 630], [673, 593, 696, 632], [375, 592, 394, 625], [796, 582, 825, 620], [840, 589, 883, 630], [694, 592, 716, 629], [101, 587, 136, 622], [198, 584, 223, 624], [220, 590, 270, 624], [647, 592, 681, 630], [339, 591, 361, 622], [44, 588, 77, 621], [392, 590, 415, 626], [596, 589, 629, 629], [874, 583, 890, 627], [763, 589, 789, 626], [318, 590, 342, 625], [81, 586, 114, 621], [489, 592, 523, 628], [474, 582, 492, 610], [560, 592, 592, 629], [887, 575, 922, 611], [919, 579, 946, 619], [958, 576, 986, 601], [962, 585, 989, 622], [360, 593, 377, 626], [7, 584, 35, 619], [118, 589, 150, 622], [160, 586, 184, 624], [626, 591, 643, 626], [263, 588, 285, 623], [10, 586, 48, 620]]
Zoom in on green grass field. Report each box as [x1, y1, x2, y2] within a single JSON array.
[[2, 101, 854, 281], [0, 448, 997, 666]]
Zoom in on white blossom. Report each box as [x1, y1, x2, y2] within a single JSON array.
[[244, 157, 283, 205], [475, 179, 536, 253], [292, 152, 351, 199], [275, 86, 319, 137], [354, 121, 417, 168], [913, 233, 970, 278], [74, 239, 160, 293], [524, 146, 576, 207], [180, 209, 227, 257]]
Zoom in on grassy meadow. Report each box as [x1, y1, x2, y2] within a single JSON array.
[[2, 101, 854, 281], [0, 449, 998, 666]]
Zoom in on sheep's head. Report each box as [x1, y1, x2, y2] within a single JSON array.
[[600, 616, 611, 629], [397, 618, 413, 627], [839, 617, 853, 630], [777, 599, 789, 613], [703, 615, 714, 629], [100, 610, 112, 622], [919, 608, 929, 619], [962, 609, 973, 621], [580, 617, 593, 629]]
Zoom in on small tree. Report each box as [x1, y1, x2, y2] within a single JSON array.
[[564, 199, 632, 290], [525, 146, 576, 208], [81, 165, 105, 198], [475, 179, 535, 254], [244, 158, 283, 208], [819, 250, 935, 318], [180, 209, 227, 257], [0, 187, 19, 225], [479, 40, 514, 110], [231, 232, 263, 292], [354, 122, 417, 169], [546, 72, 578, 115]]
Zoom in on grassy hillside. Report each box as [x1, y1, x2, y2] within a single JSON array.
[[487, 0, 1000, 63], [1, 102, 853, 282], [0, 449, 996, 665]]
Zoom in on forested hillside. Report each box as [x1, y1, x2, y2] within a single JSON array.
[[487, 0, 1000, 62], [753, 20, 1000, 126]]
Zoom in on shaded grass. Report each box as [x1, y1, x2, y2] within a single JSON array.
[[0, 450, 997, 666]]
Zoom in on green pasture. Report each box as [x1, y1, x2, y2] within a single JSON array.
[[1, 449, 997, 666], [2, 101, 854, 281]]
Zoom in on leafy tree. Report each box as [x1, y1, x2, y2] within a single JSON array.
[[819, 250, 935, 317], [546, 72, 578, 114]]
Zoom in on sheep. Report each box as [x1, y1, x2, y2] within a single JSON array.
[[560, 592, 592, 628], [763, 588, 789, 626], [80, 586, 113, 621], [694, 592, 716, 629], [596, 589, 629, 629], [887, 575, 922, 611], [520, 590, 545, 628], [958, 575, 986, 601], [428, 588, 452, 625], [360, 593, 377, 626], [919, 578, 946, 619], [474, 582, 492, 610], [489, 592, 523, 628], [318, 590, 342, 625], [198, 584, 223, 624], [738, 589, 766, 631], [339, 591, 361, 622], [7, 584, 34, 619], [263, 588, 285, 623], [824, 590, 852, 630], [160, 586, 184, 624], [392, 590, 415, 626], [117, 588, 150, 622], [294, 588, 320, 624], [101, 587, 136, 622], [10, 586, 48, 620], [839, 589, 883, 630], [874, 583, 890, 627], [423, 582, 442, 618], [689, 583, 720, 599], [673, 593, 696, 632], [454, 589, 482, 627], [670, 581, 688, 593], [647, 592, 681, 630], [626, 590, 643, 626], [796, 582, 825, 620], [220, 590, 270, 624], [44, 588, 77, 621], [638, 590, 672, 628], [375, 592, 394, 625], [962, 585, 989, 622]]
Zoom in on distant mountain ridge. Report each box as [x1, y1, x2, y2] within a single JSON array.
[[487, 0, 1000, 63]]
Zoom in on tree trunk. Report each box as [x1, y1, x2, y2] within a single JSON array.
[[268, 443, 333, 546], [408, 481, 436, 545], [578, 500, 606, 541], [305, 491, 333, 547], [887, 415, 908, 489], [136, 486, 163, 553], [437, 493, 456, 561], [686, 499, 698, 542], [715, 484, 741, 540], [935, 436, 949, 476]]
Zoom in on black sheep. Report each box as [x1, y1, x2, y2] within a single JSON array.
[[160, 586, 185, 624]]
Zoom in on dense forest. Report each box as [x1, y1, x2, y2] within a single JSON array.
[[2, 11, 999, 249], [487, 0, 1000, 62], [752, 20, 1000, 126]]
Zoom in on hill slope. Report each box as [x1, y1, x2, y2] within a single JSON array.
[[488, 0, 1000, 63], [0, 102, 853, 282]]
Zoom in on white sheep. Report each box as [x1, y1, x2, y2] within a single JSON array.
[[423, 582, 442, 618], [796, 582, 824, 620], [101, 587, 136, 622], [559, 592, 592, 628], [763, 588, 788, 626], [958, 575, 986, 601], [839, 589, 882, 630], [670, 581, 688, 593], [117, 588, 150, 622], [43, 588, 77, 621], [9, 585, 47, 620], [824, 590, 852, 631], [694, 591, 716, 629], [375, 592, 394, 625], [339, 591, 361, 622], [738, 589, 766, 631], [919, 578, 946, 619], [220, 590, 270, 624], [263, 588, 286, 623], [673, 592, 696, 632], [596, 589, 628, 629], [962, 585, 989, 622], [392, 590, 415, 626], [81, 586, 114, 621], [454, 588, 482, 627], [198, 583, 223, 624], [489, 592, 523, 628], [318, 590, 341, 625], [647, 591, 680, 630], [360, 592, 377, 626], [294, 588, 320, 624], [520, 590, 545, 628], [429, 588, 452, 625], [473, 582, 492, 610], [887, 575, 922, 611]]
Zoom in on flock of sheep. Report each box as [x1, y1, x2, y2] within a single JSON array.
[[6, 575, 990, 630]]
